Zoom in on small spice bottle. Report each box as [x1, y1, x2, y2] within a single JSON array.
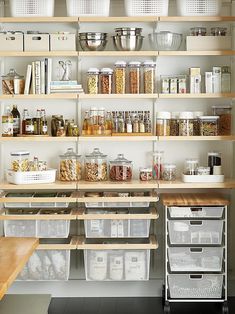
[[143, 60, 156, 94], [179, 112, 194, 136], [128, 61, 141, 94], [221, 66, 231, 93], [87, 68, 99, 94], [114, 61, 126, 94], [100, 68, 113, 94], [156, 112, 171, 136]]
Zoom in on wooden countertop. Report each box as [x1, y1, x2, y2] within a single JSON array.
[[0, 237, 39, 300], [161, 193, 230, 206]]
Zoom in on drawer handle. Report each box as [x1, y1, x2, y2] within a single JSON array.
[[190, 207, 202, 212], [190, 221, 203, 226], [190, 248, 203, 253], [190, 275, 202, 280], [6, 36, 15, 41], [32, 36, 42, 41]]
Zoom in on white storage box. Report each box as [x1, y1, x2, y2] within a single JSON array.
[[10, 0, 55, 17], [50, 33, 76, 51], [24, 34, 50, 52], [6, 169, 57, 185], [182, 174, 224, 183], [125, 0, 169, 16], [168, 274, 223, 299], [168, 206, 224, 219], [177, 0, 222, 16], [17, 250, 70, 281], [186, 36, 232, 51], [85, 249, 150, 281], [168, 220, 223, 245], [168, 247, 223, 272], [0, 33, 24, 51], [66, 0, 110, 16]]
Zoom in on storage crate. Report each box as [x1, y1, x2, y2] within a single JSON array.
[[4, 219, 37, 237], [84, 249, 150, 281], [9, 0, 54, 17], [177, 0, 222, 16], [6, 169, 57, 185], [85, 201, 149, 208], [168, 220, 223, 245], [50, 33, 76, 51], [186, 36, 232, 51], [168, 206, 224, 219], [17, 250, 70, 281], [168, 274, 223, 299], [168, 247, 223, 272], [24, 34, 50, 52], [125, 0, 169, 16], [0, 33, 23, 52], [66, 0, 110, 17]]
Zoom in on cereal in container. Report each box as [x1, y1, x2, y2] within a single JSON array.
[[199, 116, 219, 136], [212, 105, 232, 136], [59, 148, 82, 182], [156, 112, 171, 136], [109, 154, 133, 182], [143, 60, 156, 94], [128, 61, 141, 94], [100, 68, 113, 94], [114, 61, 126, 94], [85, 148, 108, 182], [11, 151, 30, 172], [87, 68, 99, 94], [179, 112, 194, 136]]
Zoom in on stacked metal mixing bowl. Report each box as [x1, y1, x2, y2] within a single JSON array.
[[78, 32, 108, 51], [113, 28, 144, 51]]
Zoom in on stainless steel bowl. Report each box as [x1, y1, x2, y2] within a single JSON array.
[[115, 27, 143, 36], [113, 35, 144, 51], [79, 38, 108, 51], [79, 32, 107, 40]]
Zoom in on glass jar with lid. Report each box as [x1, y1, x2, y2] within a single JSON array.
[[156, 112, 171, 136], [212, 105, 232, 135], [128, 61, 141, 94], [109, 154, 133, 182], [193, 111, 204, 136], [87, 68, 99, 94], [139, 167, 153, 181], [2, 68, 25, 95], [211, 27, 227, 36], [114, 61, 126, 94], [190, 27, 207, 36], [85, 148, 108, 182], [179, 112, 194, 136], [51, 115, 64, 137], [199, 116, 219, 136], [153, 151, 164, 180], [170, 112, 179, 136], [11, 151, 30, 172], [162, 164, 177, 181], [100, 68, 113, 94], [184, 159, 199, 175], [59, 148, 82, 181], [143, 60, 156, 94]]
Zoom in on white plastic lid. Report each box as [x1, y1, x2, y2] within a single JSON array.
[[101, 68, 113, 73], [90, 107, 97, 111], [115, 61, 127, 66], [186, 158, 199, 164], [179, 112, 194, 119], [128, 61, 141, 67], [142, 60, 156, 67], [156, 112, 171, 119], [164, 163, 176, 169], [194, 111, 204, 118], [199, 116, 220, 120], [140, 167, 153, 172], [208, 151, 221, 156], [171, 112, 179, 119], [153, 151, 164, 156], [11, 151, 30, 156], [87, 67, 99, 73]]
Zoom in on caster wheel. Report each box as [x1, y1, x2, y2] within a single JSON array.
[[164, 302, 171, 314], [222, 302, 229, 314]]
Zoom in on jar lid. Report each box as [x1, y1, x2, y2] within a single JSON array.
[[156, 112, 171, 119], [101, 68, 113, 73], [110, 153, 132, 165], [208, 151, 221, 156], [179, 112, 194, 119], [185, 158, 199, 164], [115, 61, 127, 66], [142, 60, 156, 67], [140, 167, 152, 172], [86, 148, 107, 158], [87, 67, 99, 73], [128, 61, 141, 67], [2, 68, 24, 79], [153, 151, 164, 156], [60, 148, 81, 158], [211, 105, 232, 110], [164, 163, 176, 169], [171, 112, 179, 119], [199, 116, 220, 120], [11, 151, 30, 157], [194, 111, 204, 118]]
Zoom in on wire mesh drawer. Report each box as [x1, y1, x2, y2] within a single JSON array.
[[168, 206, 224, 219], [176, 0, 222, 16], [125, 0, 169, 16], [9, 0, 55, 17], [66, 0, 110, 16]]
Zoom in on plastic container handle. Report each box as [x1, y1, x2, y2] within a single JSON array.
[[190, 248, 203, 253], [190, 207, 202, 212], [190, 221, 203, 226], [189, 275, 203, 280], [32, 36, 42, 41], [6, 36, 16, 41]]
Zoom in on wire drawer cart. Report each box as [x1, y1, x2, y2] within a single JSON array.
[[162, 194, 229, 314]]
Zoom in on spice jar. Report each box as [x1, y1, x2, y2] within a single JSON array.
[[143, 60, 156, 94], [87, 68, 99, 94], [199, 116, 219, 136], [212, 105, 232, 135], [162, 164, 177, 181], [109, 154, 132, 182], [51, 115, 64, 137], [179, 112, 194, 136], [208, 152, 221, 175], [156, 112, 171, 136], [11, 151, 30, 172], [139, 167, 153, 181], [2, 69, 25, 95], [128, 61, 141, 94], [198, 167, 210, 175], [153, 151, 164, 180], [85, 148, 108, 182], [114, 61, 126, 94], [211, 27, 227, 36], [170, 112, 179, 136], [193, 111, 204, 136], [190, 27, 207, 36], [59, 148, 82, 181], [100, 68, 113, 94], [184, 159, 199, 175]]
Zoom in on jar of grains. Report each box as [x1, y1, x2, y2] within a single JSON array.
[[179, 112, 194, 136], [162, 164, 177, 181], [212, 105, 232, 135], [59, 148, 82, 181], [85, 148, 108, 182], [156, 112, 171, 136], [193, 111, 204, 136], [100, 68, 113, 94], [114, 61, 126, 94], [128, 61, 141, 94], [109, 154, 132, 182], [11, 151, 30, 172], [87, 68, 99, 94], [199, 116, 219, 136], [143, 60, 156, 94], [184, 158, 199, 175], [170, 112, 179, 136]]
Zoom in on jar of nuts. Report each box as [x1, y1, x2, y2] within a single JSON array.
[[109, 154, 133, 182], [128, 61, 141, 94], [59, 148, 82, 182], [114, 61, 126, 94], [100, 68, 113, 94], [85, 148, 108, 182], [11, 151, 30, 172], [143, 60, 156, 94], [87, 68, 99, 94]]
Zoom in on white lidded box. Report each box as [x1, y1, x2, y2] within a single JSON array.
[[50, 33, 76, 51], [9, 0, 55, 17], [24, 34, 50, 52], [186, 36, 232, 51], [6, 169, 57, 185], [66, 0, 110, 16], [125, 0, 169, 16], [177, 0, 222, 16], [0, 33, 24, 51]]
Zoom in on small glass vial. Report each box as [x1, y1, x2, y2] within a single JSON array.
[[179, 112, 194, 136], [87, 68, 99, 94], [153, 151, 164, 180], [143, 60, 156, 94], [100, 68, 113, 94], [114, 61, 126, 94], [184, 159, 199, 175], [162, 164, 177, 181], [156, 112, 171, 136], [128, 61, 141, 94]]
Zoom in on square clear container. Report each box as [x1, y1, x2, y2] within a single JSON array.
[[199, 116, 219, 136]]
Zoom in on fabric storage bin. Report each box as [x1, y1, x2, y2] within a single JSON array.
[[9, 0, 54, 17], [168, 206, 224, 219], [168, 274, 223, 299], [17, 249, 70, 281], [0, 33, 23, 52], [24, 34, 50, 52], [66, 0, 110, 17], [177, 0, 222, 16], [50, 33, 76, 51], [125, 0, 169, 16], [168, 247, 223, 272], [168, 220, 223, 245], [186, 36, 232, 51], [84, 249, 150, 281], [6, 169, 57, 185]]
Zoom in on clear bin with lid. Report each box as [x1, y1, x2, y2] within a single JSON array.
[[156, 112, 171, 136], [128, 61, 141, 94], [184, 158, 199, 175], [193, 111, 204, 136], [59, 148, 82, 181], [11, 151, 30, 172], [199, 116, 219, 136], [100, 68, 113, 94], [2, 68, 25, 95], [109, 154, 132, 182], [162, 164, 177, 181], [85, 148, 108, 182], [114, 61, 126, 94], [87, 68, 99, 94], [212, 105, 232, 135], [179, 112, 194, 136], [143, 60, 156, 94]]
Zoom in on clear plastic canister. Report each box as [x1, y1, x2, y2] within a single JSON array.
[[170, 112, 179, 136], [143, 60, 156, 94], [59, 148, 82, 181], [212, 105, 232, 136], [100, 68, 113, 94], [11, 151, 30, 172], [85, 148, 108, 182], [193, 111, 204, 136], [156, 112, 171, 136], [179, 112, 194, 136], [128, 61, 141, 94], [199, 116, 219, 136], [184, 158, 199, 175], [87, 68, 99, 94], [114, 61, 126, 94]]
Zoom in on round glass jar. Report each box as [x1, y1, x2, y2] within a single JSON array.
[[156, 112, 171, 136], [170, 112, 179, 136], [179, 112, 194, 136], [198, 167, 210, 175], [199, 116, 219, 136], [59, 148, 82, 182], [143, 60, 156, 94], [51, 115, 64, 137], [128, 61, 141, 94], [114, 61, 126, 94], [184, 158, 199, 175], [153, 151, 164, 180], [212, 105, 232, 136], [162, 164, 177, 181], [11, 151, 30, 172], [139, 167, 153, 181], [87, 68, 99, 94], [109, 154, 133, 182], [2, 68, 25, 95], [85, 148, 108, 182], [190, 27, 207, 36], [211, 27, 227, 36], [100, 68, 113, 94]]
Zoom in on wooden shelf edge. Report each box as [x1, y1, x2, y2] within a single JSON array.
[[158, 136, 235, 141], [0, 51, 78, 57], [0, 181, 77, 190], [79, 93, 158, 99], [159, 50, 235, 56], [159, 16, 235, 22], [159, 93, 235, 99], [78, 180, 158, 190], [0, 17, 78, 23], [37, 237, 77, 250]]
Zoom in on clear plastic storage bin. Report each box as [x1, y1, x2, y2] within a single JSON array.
[[125, 0, 169, 16], [168, 206, 224, 219], [177, 0, 222, 16], [66, 0, 110, 16], [9, 0, 54, 17]]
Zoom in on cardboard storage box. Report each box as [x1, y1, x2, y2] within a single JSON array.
[[186, 36, 232, 51], [24, 34, 50, 52], [0, 33, 23, 51], [50, 33, 76, 51]]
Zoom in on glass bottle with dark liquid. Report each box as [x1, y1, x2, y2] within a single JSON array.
[[11, 104, 20, 137], [22, 109, 29, 135]]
